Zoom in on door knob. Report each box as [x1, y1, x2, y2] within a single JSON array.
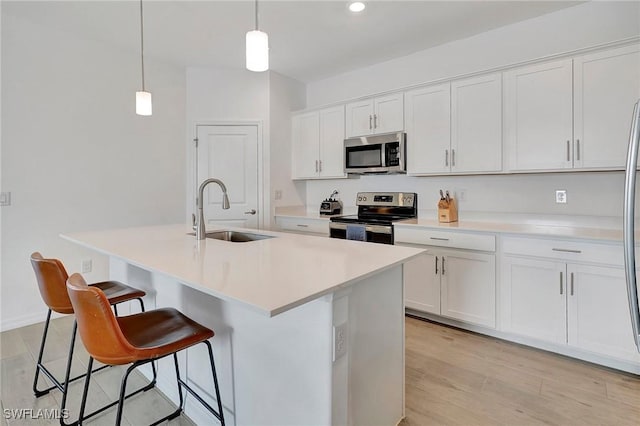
[[244, 209, 257, 215]]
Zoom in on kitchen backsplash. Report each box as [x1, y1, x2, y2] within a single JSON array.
[[306, 171, 627, 217]]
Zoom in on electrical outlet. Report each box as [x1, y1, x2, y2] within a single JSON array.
[[274, 190, 283, 200], [555, 190, 567, 204], [0, 192, 11, 206], [333, 322, 348, 361], [81, 259, 92, 273]]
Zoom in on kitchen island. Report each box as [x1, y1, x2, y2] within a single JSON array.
[[61, 224, 424, 426]]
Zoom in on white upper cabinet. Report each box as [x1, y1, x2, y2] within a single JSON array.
[[404, 83, 451, 174], [292, 111, 320, 179], [346, 93, 404, 137], [573, 44, 640, 169], [505, 44, 640, 172], [505, 59, 574, 171], [291, 105, 346, 180], [451, 73, 502, 173], [318, 106, 346, 178], [404, 73, 502, 175]]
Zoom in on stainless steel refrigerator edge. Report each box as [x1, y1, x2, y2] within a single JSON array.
[[623, 100, 640, 353]]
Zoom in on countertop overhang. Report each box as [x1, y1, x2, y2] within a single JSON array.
[[61, 224, 424, 317]]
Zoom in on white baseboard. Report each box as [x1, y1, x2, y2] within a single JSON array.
[[0, 309, 59, 332]]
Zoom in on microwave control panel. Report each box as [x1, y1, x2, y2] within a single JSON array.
[[385, 142, 400, 166]]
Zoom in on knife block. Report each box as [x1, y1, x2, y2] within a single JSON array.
[[438, 197, 458, 223]]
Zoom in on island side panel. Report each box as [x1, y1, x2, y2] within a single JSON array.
[[109, 258, 335, 426], [348, 265, 405, 426]]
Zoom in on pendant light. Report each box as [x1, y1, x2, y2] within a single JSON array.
[[136, 0, 152, 116], [246, 0, 269, 72]]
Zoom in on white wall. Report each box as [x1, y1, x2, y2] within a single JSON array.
[[1, 13, 186, 330], [306, 172, 626, 218], [268, 72, 306, 226], [186, 67, 306, 229], [303, 1, 640, 218]]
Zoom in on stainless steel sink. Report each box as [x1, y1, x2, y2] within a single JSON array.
[[188, 230, 274, 242]]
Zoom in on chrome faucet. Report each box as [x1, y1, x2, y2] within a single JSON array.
[[196, 178, 230, 240]]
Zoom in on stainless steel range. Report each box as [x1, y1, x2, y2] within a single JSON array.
[[329, 192, 418, 244]]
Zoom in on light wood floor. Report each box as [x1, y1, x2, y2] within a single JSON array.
[[401, 316, 640, 426], [1, 315, 639, 425]]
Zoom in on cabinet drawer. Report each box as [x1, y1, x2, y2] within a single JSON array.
[[276, 217, 329, 235], [501, 236, 623, 266], [395, 227, 495, 252]]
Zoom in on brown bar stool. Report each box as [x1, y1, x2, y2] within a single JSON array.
[[66, 273, 225, 426], [30, 252, 155, 424]]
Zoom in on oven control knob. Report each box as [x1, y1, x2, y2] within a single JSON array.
[[362, 196, 367, 201], [358, 196, 362, 201]]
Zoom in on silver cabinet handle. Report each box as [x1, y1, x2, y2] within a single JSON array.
[[560, 272, 564, 295], [435, 256, 439, 275], [319, 160, 322, 172], [374, 114, 378, 129], [244, 209, 257, 215], [566, 140, 571, 162], [315, 160, 319, 172], [296, 224, 309, 228], [442, 256, 446, 275], [552, 248, 582, 254], [369, 115, 372, 130], [445, 150, 449, 167], [576, 139, 580, 161], [452, 149, 456, 167], [570, 272, 574, 296], [430, 237, 449, 241]]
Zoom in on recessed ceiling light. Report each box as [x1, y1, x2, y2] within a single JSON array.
[[349, 2, 366, 13]]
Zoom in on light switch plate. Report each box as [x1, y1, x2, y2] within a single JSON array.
[[0, 192, 11, 206]]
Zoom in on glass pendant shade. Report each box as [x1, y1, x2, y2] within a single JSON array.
[[246, 30, 269, 72], [136, 91, 152, 116]]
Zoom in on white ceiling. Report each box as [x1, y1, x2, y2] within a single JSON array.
[[3, 1, 583, 82]]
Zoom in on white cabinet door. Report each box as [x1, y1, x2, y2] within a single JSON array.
[[574, 44, 640, 169], [441, 251, 496, 328], [451, 73, 502, 173], [501, 256, 567, 344], [505, 59, 573, 171], [567, 264, 640, 362], [374, 93, 404, 134], [404, 84, 451, 174], [403, 251, 440, 314], [346, 93, 404, 137], [292, 112, 320, 179], [346, 99, 374, 137], [318, 105, 346, 178]]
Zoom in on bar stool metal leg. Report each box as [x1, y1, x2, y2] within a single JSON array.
[[33, 297, 149, 398]]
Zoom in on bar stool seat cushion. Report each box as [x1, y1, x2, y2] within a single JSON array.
[[92, 281, 146, 305], [71, 283, 214, 366]]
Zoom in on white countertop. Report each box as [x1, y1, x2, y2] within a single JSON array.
[[275, 206, 632, 242], [61, 224, 424, 317]]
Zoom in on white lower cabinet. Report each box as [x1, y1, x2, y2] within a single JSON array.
[[275, 216, 329, 236], [404, 252, 440, 314], [440, 249, 496, 328], [402, 245, 496, 328], [500, 237, 640, 363]]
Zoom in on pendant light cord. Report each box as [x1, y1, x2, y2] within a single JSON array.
[[140, 0, 146, 91], [254, 0, 258, 30]]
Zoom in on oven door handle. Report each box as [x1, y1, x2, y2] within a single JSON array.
[[329, 223, 393, 235]]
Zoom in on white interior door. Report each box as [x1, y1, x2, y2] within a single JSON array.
[[196, 125, 259, 229]]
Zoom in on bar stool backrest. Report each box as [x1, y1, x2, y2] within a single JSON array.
[[66, 273, 138, 365], [30, 252, 74, 315]]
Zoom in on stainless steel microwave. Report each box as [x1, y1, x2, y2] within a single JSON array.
[[344, 132, 406, 174]]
